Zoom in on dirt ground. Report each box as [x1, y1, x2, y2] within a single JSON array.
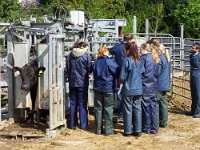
[[0, 94, 200, 150]]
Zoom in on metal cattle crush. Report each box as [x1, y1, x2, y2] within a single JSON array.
[[5, 22, 66, 132]]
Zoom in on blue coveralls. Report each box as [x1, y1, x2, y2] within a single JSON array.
[[66, 52, 92, 129], [93, 56, 119, 134], [158, 54, 170, 127], [110, 41, 127, 118], [190, 52, 200, 115], [119, 57, 143, 135], [140, 53, 159, 134]]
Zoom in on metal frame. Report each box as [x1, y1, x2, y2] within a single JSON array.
[[4, 22, 66, 130], [171, 38, 200, 100]]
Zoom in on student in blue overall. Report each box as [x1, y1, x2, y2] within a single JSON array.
[[190, 43, 200, 118], [157, 44, 170, 127], [119, 42, 143, 137], [140, 43, 160, 134], [93, 46, 119, 135], [66, 41, 92, 130], [110, 33, 134, 122]]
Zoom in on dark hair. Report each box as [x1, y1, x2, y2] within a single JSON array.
[[193, 43, 200, 50], [125, 42, 139, 63], [123, 33, 133, 42], [73, 41, 88, 48]]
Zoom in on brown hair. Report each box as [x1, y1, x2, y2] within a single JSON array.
[[125, 42, 139, 63], [97, 46, 108, 58], [123, 33, 133, 42], [73, 41, 88, 48], [149, 38, 160, 46], [140, 43, 151, 52]]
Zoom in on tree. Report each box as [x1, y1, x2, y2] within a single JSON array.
[[170, 0, 200, 38], [0, 0, 23, 22]]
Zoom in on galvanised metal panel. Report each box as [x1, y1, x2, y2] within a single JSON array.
[[37, 44, 49, 109], [13, 43, 32, 109], [48, 34, 66, 130]]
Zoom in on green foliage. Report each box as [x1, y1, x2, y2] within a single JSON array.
[[0, 0, 22, 22], [171, 0, 200, 38], [0, 0, 199, 38]]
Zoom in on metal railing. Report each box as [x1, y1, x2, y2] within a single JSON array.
[[171, 48, 191, 99]]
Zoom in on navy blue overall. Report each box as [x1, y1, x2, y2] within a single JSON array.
[[157, 54, 170, 127], [66, 52, 92, 129], [190, 52, 200, 115], [140, 53, 159, 134], [110, 41, 126, 118], [93, 56, 119, 134], [119, 57, 143, 135]]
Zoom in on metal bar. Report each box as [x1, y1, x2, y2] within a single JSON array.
[[172, 58, 190, 62], [173, 76, 190, 82], [145, 18, 149, 39], [6, 31, 14, 119], [172, 92, 191, 100], [172, 84, 190, 91], [10, 30, 27, 42], [133, 16, 137, 34], [48, 34, 53, 130]]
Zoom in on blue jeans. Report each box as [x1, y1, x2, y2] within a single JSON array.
[[123, 95, 142, 134], [69, 87, 88, 129], [190, 77, 200, 115], [116, 88, 123, 118], [142, 94, 159, 134]]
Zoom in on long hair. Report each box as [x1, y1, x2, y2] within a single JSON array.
[[149, 38, 160, 46], [140, 43, 151, 52], [152, 48, 160, 64], [97, 46, 108, 58], [159, 44, 170, 63], [125, 42, 139, 63], [141, 43, 160, 64], [165, 49, 171, 63]]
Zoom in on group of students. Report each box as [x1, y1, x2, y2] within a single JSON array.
[[66, 33, 171, 137]]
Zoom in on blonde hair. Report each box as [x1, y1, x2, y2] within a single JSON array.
[[152, 49, 160, 64], [159, 44, 170, 63], [150, 38, 160, 46], [165, 49, 171, 63], [158, 44, 165, 55], [97, 46, 108, 58]]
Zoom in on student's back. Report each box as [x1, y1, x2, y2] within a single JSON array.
[[140, 53, 159, 96]]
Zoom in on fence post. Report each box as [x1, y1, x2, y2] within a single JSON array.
[[145, 18, 149, 39], [7, 31, 14, 119], [133, 16, 137, 35]]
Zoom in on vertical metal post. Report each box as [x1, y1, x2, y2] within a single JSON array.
[[115, 19, 118, 38], [6, 31, 14, 119], [180, 23, 184, 71], [171, 37, 176, 98], [133, 16, 137, 35], [180, 23, 184, 50], [145, 18, 149, 39], [48, 34, 53, 130]]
